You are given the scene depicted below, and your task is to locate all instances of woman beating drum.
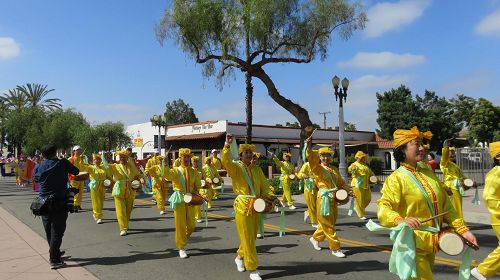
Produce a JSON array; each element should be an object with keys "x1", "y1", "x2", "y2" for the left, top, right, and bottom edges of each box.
[
  {"x1": 271, "y1": 152, "x2": 297, "y2": 210},
  {"x1": 202, "y1": 156, "x2": 223, "y2": 209},
  {"x1": 84, "y1": 154, "x2": 112, "y2": 224},
  {"x1": 221, "y1": 134, "x2": 278, "y2": 280},
  {"x1": 297, "y1": 160, "x2": 319, "y2": 228},
  {"x1": 162, "y1": 148, "x2": 202, "y2": 259},
  {"x1": 471, "y1": 141, "x2": 500, "y2": 280},
  {"x1": 145, "y1": 153, "x2": 169, "y2": 215},
  {"x1": 373, "y1": 127, "x2": 478, "y2": 279},
  {"x1": 305, "y1": 137, "x2": 352, "y2": 258},
  {"x1": 348, "y1": 151, "x2": 376, "y2": 220}
]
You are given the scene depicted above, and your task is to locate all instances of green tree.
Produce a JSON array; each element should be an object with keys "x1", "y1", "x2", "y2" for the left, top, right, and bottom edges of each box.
[
  {"x1": 43, "y1": 109, "x2": 90, "y2": 152},
  {"x1": 4, "y1": 107, "x2": 46, "y2": 154},
  {"x1": 376, "y1": 85, "x2": 421, "y2": 140},
  {"x1": 156, "y1": 0, "x2": 366, "y2": 160},
  {"x1": 344, "y1": 122, "x2": 356, "y2": 131},
  {"x1": 469, "y1": 98, "x2": 500, "y2": 143},
  {"x1": 16, "y1": 83, "x2": 62, "y2": 111},
  {"x1": 449, "y1": 94, "x2": 477, "y2": 128},
  {"x1": 94, "y1": 122, "x2": 131, "y2": 152},
  {"x1": 1, "y1": 89, "x2": 27, "y2": 111},
  {"x1": 415, "y1": 90, "x2": 462, "y2": 150},
  {"x1": 164, "y1": 99, "x2": 199, "y2": 125}
]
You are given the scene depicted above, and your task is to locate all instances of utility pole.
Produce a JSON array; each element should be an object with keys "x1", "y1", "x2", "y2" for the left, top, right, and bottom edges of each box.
[{"x1": 318, "y1": 111, "x2": 331, "y2": 129}]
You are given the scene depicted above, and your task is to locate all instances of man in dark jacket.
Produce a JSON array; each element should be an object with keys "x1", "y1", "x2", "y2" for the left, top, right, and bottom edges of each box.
[{"x1": 34, "y1": 144, "x2": 79, "y2": 269}]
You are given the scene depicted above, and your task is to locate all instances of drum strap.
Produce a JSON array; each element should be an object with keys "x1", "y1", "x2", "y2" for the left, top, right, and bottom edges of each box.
[
  {"x1": 348, "y1": 197, "x2": 356, "y2": 217},
  {"x1": 176, "y1": 167, "x2": 187, "y2": 194},
  {"x1": 235, "y1": 161, "x2": 256, "y2": 198},
  {"x1": 399, "y1": 167, "x2": 440, "y2": 231},
  {"x1": 318, "y1": 188, "x2": 334, "y2": 216},
  {"x1": 453, "y1": 178, "x2": 465, "y2": 196},
  {"x1": 322, "y1": 166, "x2": 338, "y2": 189}
]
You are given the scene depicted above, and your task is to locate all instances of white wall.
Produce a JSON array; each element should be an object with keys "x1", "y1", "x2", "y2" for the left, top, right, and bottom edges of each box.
[{"x1": 126, "y1": 122, "x2": 166, "y2": 159}]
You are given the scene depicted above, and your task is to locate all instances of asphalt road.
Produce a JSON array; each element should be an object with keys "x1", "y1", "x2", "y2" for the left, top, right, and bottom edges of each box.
[{"x1": 0, "y1": 177, "x2": 498, "y2": 280}]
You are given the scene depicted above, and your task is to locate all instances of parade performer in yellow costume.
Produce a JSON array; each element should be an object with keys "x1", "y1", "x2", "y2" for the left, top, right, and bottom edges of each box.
[
  {"x1": 202, "y1": 156, "x2": 223, "y2": 208},
  {"x1": 85, "y1": 154, "x2": 111, "y2": 224},
  {"x1": 440, "y1": 139, "x2": 473, "y2": 219},
  {"x1": 305, "y1": 139, "x2": 351, "y2": 258},
  {"x1": 222, "y1": 135, "x2": 277, "y2": 280},
  {"x1": 472, "y1": 141, "x2": 500, "y2": 280},
  {"x1": 105, "y1": 150, "x2": 142, "y2": 236},
  {"x1": 191, "y1": 156, "x2": 205, "y2": 223},
  {"x1": 163, "y1": 148, "x2": 201, "y2": 259},
  {"x1": 348, "y1": 151, "x2": 375, "y2": 220},
  {"x1": 209, "y1": 149, "x2": 223, "y2": 199},
  {"x1": 145, "y1": 155, "x2": 169, "y2": 215},
  {"x1": 272, "y1": 152, "x2": 297, "y2": 209},
  {"x1": 298, "y1": 161, "x2": 318, "y2": 227},
  {"x1": 375, "y1": 127, "x2": 477, "y2": 280},
  {"x1": 68, "y1": 146, "x2": 88, "y2": 212}
]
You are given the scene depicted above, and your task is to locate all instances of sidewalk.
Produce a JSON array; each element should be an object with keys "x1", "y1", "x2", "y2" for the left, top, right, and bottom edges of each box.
[{"x1": 0, "y1": 206, "x2": 98, "y2": 280}]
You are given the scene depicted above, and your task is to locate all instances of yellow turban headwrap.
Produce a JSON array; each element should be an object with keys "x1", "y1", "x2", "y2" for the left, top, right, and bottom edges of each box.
[
  {"x1": 393, "y1": 126, "x2": 433, "y2": 148},
  {"x1": 179, "y1": 148, "x2": 191, "y2": 157},
  {"x1": 116, "y1": 150, "x2": 128, "y2": 157},
  {"x1": 204, "y1": 157, "x2": 211, "y2": 165},
  {"x1": 253, "y1": 152, "x2": 261, "y2": 158},
  {"x1": 423, "y1": 144, "x2": 430, "y2": 150},
  {"x1": 283, "y1": 152, "x2": 291, "y2": 158},
  {"x1": 318, "y1": 147, "x2": 334, "y2": 155},
  {"x1": 92, "y1": 154, "x2": 101, "y2": 160},
  {"x1": 449, "y1": 146, "x2": 456, "y2": 151},
  {"x1": 191, "y1": 156, "x2": 199, "y2": 162},
  {"x1": 355, "y1": 151, "x2": 367, "y2": 159},
  {"x1": 238, "y1": 144, "x2": 256, "y2": 154},
  {"x1": 490, "y1": 141, "x2": 500, "y2": 159}
]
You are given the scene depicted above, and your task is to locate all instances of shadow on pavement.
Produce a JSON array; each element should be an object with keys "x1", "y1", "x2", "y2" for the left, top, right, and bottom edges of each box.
[{"x1": 260, "y1": 260, "x2": 386, "y2": 278}]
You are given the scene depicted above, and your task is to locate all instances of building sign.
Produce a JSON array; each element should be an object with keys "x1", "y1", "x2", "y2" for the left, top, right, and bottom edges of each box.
[
  {"x1": 191, "y1": 123, "x2": 215, "y2": 133},
  {"x1": 133, "y1": 137, "x2": 144, "y2": 147}
]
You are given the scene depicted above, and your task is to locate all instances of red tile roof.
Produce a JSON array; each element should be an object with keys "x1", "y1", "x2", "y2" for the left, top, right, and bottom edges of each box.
[{"x1": 375, "y1": 134, "x2": 394, "y2": 149}]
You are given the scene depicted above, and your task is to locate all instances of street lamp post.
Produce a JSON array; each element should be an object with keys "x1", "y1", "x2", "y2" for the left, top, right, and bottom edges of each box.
[
  {"x1": 150, "y1": 115, "x2": 168, "y2": 155},
  {"x1": 332, "y1": 75, "x2": 350, "y2": 181}
]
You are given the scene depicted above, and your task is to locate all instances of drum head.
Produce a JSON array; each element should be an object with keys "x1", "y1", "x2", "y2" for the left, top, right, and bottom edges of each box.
[
  {"x1": 439, "y1": 233, "x2": 464, "y2": 256},
  {"x1": 201, "y1": 180, "x2": 206, "y2": 187},
  {"x1": 463, "y1": 179, "x2": 474, "y2": 187},
  {"x1": 289, "y1": 174, "x2": 296, "y2": 180},
  {"x1": 131, "y1": 180, "x2": 141, "y2": 190},
  {"x1": 336, "y1": 189, "x2": 348, "y2": 200},
  {"x1": 253, "y1": 199, "x2": 266, "y2": 212},
  {"x1": 103, "y1": 179, "x2": 111, "y2": 187},
  {"x1": 212, "y1": 177, "x2": 220, "y2": 184},
  {"x1": 369, "y1": 176, "x2": 378, "y2": 183},
  {"x1": 184, "y1": 193, "x2": 193, "y2": 203}
]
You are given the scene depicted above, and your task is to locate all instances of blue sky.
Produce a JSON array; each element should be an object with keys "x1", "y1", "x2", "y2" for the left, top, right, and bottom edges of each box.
[{"x1": 1, "y1": 0, "x2": 499, "y2": 131}]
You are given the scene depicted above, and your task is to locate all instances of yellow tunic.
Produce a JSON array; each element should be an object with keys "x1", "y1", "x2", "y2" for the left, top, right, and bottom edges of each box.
[
  {"x1": 85, "y1": 164, "x2": 111, "y2": 220},
  {"x1": 477, "y1": 166, "x2": 500, "y2": 277},
  {"x1": 348, "y1": 161, "x2": 375, "y2": 218},
  {"x1": 273, "y1": 157, "x2": 296, "y2": 206},
  {"x1": 202, "y1": 164, "x2": 222, "y2": 207},
  {"x1": 298, "y1": 162, "x2": 318, "y2": 224},
  {"x1": 146, "y1": 162, "x2": 169, "y2": 212},
  {"x1": 162, "y1": 164, "x2": 201, "y2": 250},
  {"x1": 68, "y1": 155, "x2": 89, "y2": 207},
  {"x1": 440, "y1": 146, "x2": 468, "y2": 218},
  {"x1": 308, "y1": 150, "x2": 349, "y2": 250},
  {"x1": 378, "y1": 162, "x2": 469, "y2": 279},
  {"x1": 222, "y1": 145, "x2": 274, "y2": 271},
  {"x1": 107, "y1": 163, "x2": 141, "y2": 231}
]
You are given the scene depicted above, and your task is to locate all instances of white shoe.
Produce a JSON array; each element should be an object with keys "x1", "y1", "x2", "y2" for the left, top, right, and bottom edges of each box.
[
  {"x1": 256, "y1": 233, "x2": 262, "y2": 239},
  {"x1": 309, "y1": 237, "x2": 321, "y2": 251},
  {"x1": 249, "y1": 270, "x2": 262, "y2": 280},
  {"x1": 471, "y1": 268, "x2": 487, "y2": 280},
  {"x1": 332, "y1": 250, "x2": 346, "y2": 258},
  {"x1": 196, "y1": 219, "x2": 203, "y2": 223},
  {"x1": 235, "y1": 256, "x2": 245, "y2": 272},
  {"x1": 179, "y1": 250, "x2": 188, "y2": 259},
  {"x1": 120, "y1": 230, "x2": 127, "y2": 236},
  {"x1": 303, "y1": 211, "x2": 309, "y2": 222},
  {"x1": 160, "y1": 211, "x2": 165, "y2": 215},
  {"x1": 289, "y1": 205, "x2": 296, "y2": 210},
  {"x1": 312, "y1": 224, "x2": 318, "y2": 228},
  {"x1": 360, "y1": 216, "x2": 367, "y2": 220},
  {"x1": 96, "y1": 219, "x2": 102, "y2": 224}
]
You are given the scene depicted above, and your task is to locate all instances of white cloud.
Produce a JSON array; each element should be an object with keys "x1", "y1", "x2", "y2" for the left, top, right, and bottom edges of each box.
[
  {"x1": 338, "y1": 52, "x2": 426, "y2": 69},
  {"x1": 0, "y1": 37, "x2": 20, "y2": 60},
  {"x1": 475, "y1": 9, "x2": 500, "y2": 37},
  {"x1": 364, "y1": 0, "x2": 431, "y2": 38}
]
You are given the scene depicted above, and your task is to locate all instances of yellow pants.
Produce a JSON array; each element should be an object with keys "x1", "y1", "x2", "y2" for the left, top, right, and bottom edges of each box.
[
  {"x1": 153, "y1": 181, "x2": 168, "y2": 212},
  {"x1": 304, "y1": 187, "x2": 317, "y2": 224},
  {"x1": 281, "y1": 178, "x2": 294, "y2": 206},
  {"x1": 16, "y1": 175, "x2": 22, "y2": 185},
  {"x1": 449, "y1": 187, "x2": 464, "y2": 219},
  {"x1": 353, "y1": 187, "x2": 371, "y2": 218},
  {"x1": 235, "y1": 210, "x2": 259, "y2": 271},
  {"x1": 200, "y1": 188, "x2": 214, "y2": 207},
  {"x1": 90, "y1": 185, "x2": 106, "y2": 219},
  {"x1": 114, "y1": 190, "x2": 135, "y2": 231},
  {"x1": 72, "y1": 181, "x2": 85, "y2": 207},
  {"x1": 174, "y1": 202, "x2": 196, "y2": 249},
  {"x1": 312, "y1": 194, "x2": 340, "y2": 250},
  {"x1": 477, "y1": 224, "x2": 500, "y2": 277},
  {"x1": 412, "y1": 252, "x2": 435, "y2": 280}
]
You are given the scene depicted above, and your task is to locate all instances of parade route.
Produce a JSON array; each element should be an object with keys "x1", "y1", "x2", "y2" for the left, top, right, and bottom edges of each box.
[{"x1": 0, "y1": 176, "x2": 498, "y2": 280}]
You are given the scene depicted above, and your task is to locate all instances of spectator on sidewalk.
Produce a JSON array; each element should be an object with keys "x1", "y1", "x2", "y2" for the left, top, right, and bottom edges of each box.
[
  {"x1": 427, "y1": 152, "x2": 438, "y2": 172},
  {"x1": 34, "y1": 144, "x2": 79, "y2": 269}
]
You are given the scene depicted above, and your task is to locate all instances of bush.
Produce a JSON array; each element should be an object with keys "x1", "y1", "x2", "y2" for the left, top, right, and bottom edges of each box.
[
  {"x1": 267, "y1": 177, "x2": 302, "y2": 195},
  {"x1": 369, "y1": 156, "x2": 383, "y2": 175}
]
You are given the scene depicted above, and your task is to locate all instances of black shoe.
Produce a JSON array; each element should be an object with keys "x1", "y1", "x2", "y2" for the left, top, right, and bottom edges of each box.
[
  {"x1": 50, "y1": 261, "x2": 65, "y2": 269},
  {"x1": 74, "y1": 207, "x2": 79, "y2": 213},
  {"x1": 59, "y1": 250, "x2": 65, "y2": 257}
]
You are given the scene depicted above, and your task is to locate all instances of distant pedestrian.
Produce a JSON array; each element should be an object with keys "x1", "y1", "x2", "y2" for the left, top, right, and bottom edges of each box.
[
  {"x1": 34, "y1": 144, "x2": 79, "y2": 269},
  {"x1": 427, "y1": 152, "x2": 437, "y2": 172}
]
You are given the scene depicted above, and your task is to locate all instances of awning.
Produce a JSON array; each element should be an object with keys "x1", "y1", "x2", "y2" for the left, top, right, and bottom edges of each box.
[{"x1": 166, "y1": 132, "x2": 225, "y2": 141}]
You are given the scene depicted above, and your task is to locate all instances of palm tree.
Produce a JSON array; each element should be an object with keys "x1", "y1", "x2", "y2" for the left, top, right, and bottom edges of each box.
[
  {"x1": 0, "y1": 99, "x2": 8, "y2": 150},
  {"x1": 0, "y1": 88, "x2": 27, "y2": 111},
  {"x1": 16, "y1": 83, "x2": 62, "y2": 111}
]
